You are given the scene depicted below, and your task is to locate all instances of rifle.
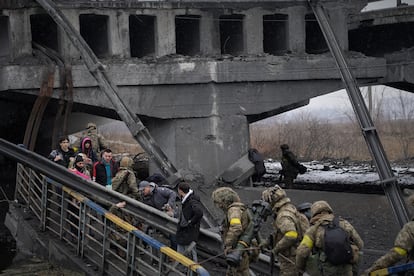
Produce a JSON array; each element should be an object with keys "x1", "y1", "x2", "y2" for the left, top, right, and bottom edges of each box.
[{"x1": 269, "y1": 234, "x2": 274, "y2": 276}]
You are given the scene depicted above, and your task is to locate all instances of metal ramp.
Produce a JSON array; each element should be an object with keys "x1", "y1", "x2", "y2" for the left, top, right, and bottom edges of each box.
[
  {"x1": 0, "y1": 139, "x2": 275, "y2": 275},
  {"x1": 2, "y1": 139, "x2": 211, "y2": 275}
]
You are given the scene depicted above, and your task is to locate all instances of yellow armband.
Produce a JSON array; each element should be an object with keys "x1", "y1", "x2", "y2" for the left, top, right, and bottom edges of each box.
[
  {"x1": 300, "y1": 234, "x2": 314, "y2": 249},
  {"x1": 230, "y1": 218, "x2": 241, "y2": 225},
  {"x1": 285, "y1": 231, "x2": 298, "y2": 239},
  {"x1": 393, "y1": 246, "x2": 407, "y2": 256}
]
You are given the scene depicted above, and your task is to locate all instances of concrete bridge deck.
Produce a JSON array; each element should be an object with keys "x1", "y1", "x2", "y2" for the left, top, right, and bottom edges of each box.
[{"x1": 0, "y1": 0, "x2": 413, "y2": 184}]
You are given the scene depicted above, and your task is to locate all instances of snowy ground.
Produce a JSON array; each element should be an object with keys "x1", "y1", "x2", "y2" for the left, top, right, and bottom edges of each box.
[{"x1": 260, "y1": 160, "x2": 414, "y2": 193}]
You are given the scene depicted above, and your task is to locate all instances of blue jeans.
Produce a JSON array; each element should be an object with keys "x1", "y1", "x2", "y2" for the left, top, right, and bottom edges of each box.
[{"x1": 177, "y1": 243, "x2": 198, "y2": 262}]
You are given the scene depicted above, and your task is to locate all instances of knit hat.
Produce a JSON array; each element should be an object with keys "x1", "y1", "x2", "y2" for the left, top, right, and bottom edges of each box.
[
  {"x1": 138, "y1": 181, "x2": 155, "y2": 192},
  {"x1": 75, "y1": 154, "x2": 84, "y2": 164},
  {"x1": 138, "y1": 180, "x2": 150, "y2": 190}
]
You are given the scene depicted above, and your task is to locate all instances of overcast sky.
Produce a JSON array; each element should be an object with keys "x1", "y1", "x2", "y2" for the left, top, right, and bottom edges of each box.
[{"x1": 364, "y1": 0, "x2": 414, "y2": 11}]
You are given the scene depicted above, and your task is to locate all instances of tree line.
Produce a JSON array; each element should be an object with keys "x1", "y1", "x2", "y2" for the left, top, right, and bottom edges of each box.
[{"x1": 250, "y1": 89, "x2": 414, "y2": 162}]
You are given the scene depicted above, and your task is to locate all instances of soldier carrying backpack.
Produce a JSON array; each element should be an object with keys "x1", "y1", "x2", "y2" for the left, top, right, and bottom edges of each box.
[{"x1": 296, "y1": 200, "x2": 364, "y2": 276}]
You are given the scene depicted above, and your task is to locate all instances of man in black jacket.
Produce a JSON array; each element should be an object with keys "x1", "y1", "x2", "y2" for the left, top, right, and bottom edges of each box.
[
  {"x1": 280, "y1": 144, "x2": 305, "y2": 189},
  {"x1": 92, "y1": 148, "x2": 119, "y2": 189},
  {"x1": 176, "y1": 182, "x2": 204, "y2": 262}
]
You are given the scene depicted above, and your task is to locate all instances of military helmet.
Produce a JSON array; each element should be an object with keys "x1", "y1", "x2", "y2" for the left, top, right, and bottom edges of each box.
[
  {"x1": 409, "y1": 194, "x2": 414, "y2": 206},
  {"x1": 211, "y1": 187, "x2": 240, "y2": 209},
  {"x1": 280, "y1": 144, "x2": 289, "y2": 150},
  {"x1": 120, "y1": 156, "x2": 133, "y2": 168},
  {"x1": 262, "y1": 185, "x2": 286, "y2": 205},
  {"x1": 86, "y1": 122, "x2": 97, "y2": 129},
  {"x1": 310, "y1": 200, "x2": 333, "y2": 217},
  {"x1": 297, "y1": 202, "x2": 312, "y2": 212}
]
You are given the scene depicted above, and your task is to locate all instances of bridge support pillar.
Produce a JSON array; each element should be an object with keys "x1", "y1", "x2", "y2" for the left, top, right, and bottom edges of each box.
[
  {"x1": 288, "y1": 6, "x2": 306, "y2": 54},
  {"x1": 8, "y1": 10, "x2": 31, "y2": 60},
  {"x1": 59, "y1": 9, "x2": 81, "y2": 61},
  {"x1": 147, "y1": 115, "x2": 250, "y2": 185},
  {"x1": 325, "y1": 6, "x2": 349, "y2": 51},
  {"x1": 245, "y1": 9, "x2": 264, "y2": 55},
  {"x1": 156, "y1": 10, "x2": 176, "y2": 57},
  {"x1": 200, "y1": 13, "x2": 220, "y2": 55}
]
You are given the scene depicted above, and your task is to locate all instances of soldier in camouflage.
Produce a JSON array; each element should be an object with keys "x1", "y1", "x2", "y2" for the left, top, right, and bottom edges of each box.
[
  {"x1": 363, "y1": 194, "x2": 414, "y2": 275},
  {"x1": 296, "y1": 200, "x2": 364, "y2": 276},
  {"x1": 83, "y1": 122, "x2": 108, "y2": 157},
  {"x1": 109, "y1": 201, "x2": 135, "y2": 258},
  {"x1": 262, "y1": 185, "x2": 309, "y2": 276},
  {"x1": 212, "y1": 187, "x2": 253, "y2": 276},
  {"x1": 112, "y1": 156, "x2": 140, "y2": 200}
]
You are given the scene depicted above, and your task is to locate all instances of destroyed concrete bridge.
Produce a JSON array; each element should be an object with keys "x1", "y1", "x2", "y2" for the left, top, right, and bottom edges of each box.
[{"x1": 0, "y1": 0, "x2": 414, "y2": 184}]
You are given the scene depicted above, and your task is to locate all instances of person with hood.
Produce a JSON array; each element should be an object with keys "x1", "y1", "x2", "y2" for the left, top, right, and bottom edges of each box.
[
  {"x1": 363, "y1": 194, "x2": 414, "y2": 275},
  {"x1": 296, "y1": 200, "x2": 364, "y2": 276},
  {"x1": 176, "y1": 182, "x2": 204, "y2": 262},
  {"x1": 83, "y1": 122, "x2": 107, "y2": 157},
  {"x1": 261, "y1": 185, "x2": 309, "y2": 276},
  {"x1": 112, "y1": 156, "x2": 139, "y2": 200},
  {"x1": 79, "y1": 137, "x2": 98, "y2": 173},
  {"x1": 211, "y1": 187, "x2": 253, "y2": 276}
]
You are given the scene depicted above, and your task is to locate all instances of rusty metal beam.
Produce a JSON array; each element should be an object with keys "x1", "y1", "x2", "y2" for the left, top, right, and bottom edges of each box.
[{"x1": 34, "y1": 0, "x2": 178, "y2": 181}]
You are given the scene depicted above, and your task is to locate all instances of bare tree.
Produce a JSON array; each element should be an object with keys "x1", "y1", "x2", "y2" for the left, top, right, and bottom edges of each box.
[{"x1": 383, "y1": 90, "x2": 414, "y2": 159}]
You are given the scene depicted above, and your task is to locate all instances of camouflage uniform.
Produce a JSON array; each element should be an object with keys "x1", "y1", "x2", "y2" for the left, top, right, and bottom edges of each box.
[
  {"x1": 109, "y1": 204, "x2": 135, "y2": 258},
  {"x1": 364, "y1": 194, "x2": 414, "y2": 275},
  {"x1": 296, "y1": 201, "x2": 364, "y2": 276},
  {"x1": 262, "y1": 185, "x2": 309, "y2": 276},
  {"x1": 112, "y1": 157, "x2": 139, "y2": 200},
  {"x1": 212, "y1": 187, "x2": 252, "y2": 276},
  {"x1": 83, "y1": 123, "x2": 107, "y2": 156}
]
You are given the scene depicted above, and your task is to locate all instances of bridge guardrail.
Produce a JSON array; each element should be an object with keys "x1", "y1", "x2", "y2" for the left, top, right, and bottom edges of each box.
[{"x1": 15, "y1": 163, "x2": 209, "y2": 276}]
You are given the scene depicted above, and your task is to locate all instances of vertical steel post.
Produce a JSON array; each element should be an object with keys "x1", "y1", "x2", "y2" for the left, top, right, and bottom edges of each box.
[
  {"x1": 307, "y1": 0, "x2": 409, "y2": 226},
  {"x1": 41, "y1": 177, "x2": 48, "y2": 231}
]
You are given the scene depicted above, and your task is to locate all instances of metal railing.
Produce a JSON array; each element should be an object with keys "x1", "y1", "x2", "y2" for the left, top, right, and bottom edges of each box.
[{"x1": 15, "y1": 163, "x2": 209, "y2": 276}]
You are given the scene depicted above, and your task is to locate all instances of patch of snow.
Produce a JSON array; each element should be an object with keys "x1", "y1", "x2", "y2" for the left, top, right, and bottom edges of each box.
[{"x1": 263, "y1": 160, "x2": 414, "y2": 186}]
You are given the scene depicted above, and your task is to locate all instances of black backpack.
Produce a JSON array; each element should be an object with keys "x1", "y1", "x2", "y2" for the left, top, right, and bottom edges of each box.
[{"x1": 323, "y1": 217, "x2": 353, "y2": 265}]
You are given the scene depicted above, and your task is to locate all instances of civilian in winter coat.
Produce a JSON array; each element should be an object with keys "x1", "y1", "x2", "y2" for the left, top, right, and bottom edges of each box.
[
  {"x1": 48, "y1": 136, "x2": 75, "y2": 168},
  {"x1": 139, "y1": 180, "x2": 178, "y2": 249},
  {"x1": 79, "y1": 137, "x2": 98, "y2": 173},
  {"x1": 176, "y1": 182, "x2": 204, "y2": 262},
  {"x1": 93, "y1": 148, "x2": 119, "y2": 189},
  {"x1": 280, "y1": 144, "x2": 301, "y2": 189},
  {"x1": 138, "y1": 180, "x2": 177, "y2": 213}
]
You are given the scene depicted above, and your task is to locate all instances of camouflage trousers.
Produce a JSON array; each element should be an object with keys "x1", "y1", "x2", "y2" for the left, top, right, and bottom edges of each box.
[
  {"x1": 319, "y1": 263, "x2": 353, "y2": 276},
  {"x1": 279, "y1": 254, "x2": 300, "y2": 276}
]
